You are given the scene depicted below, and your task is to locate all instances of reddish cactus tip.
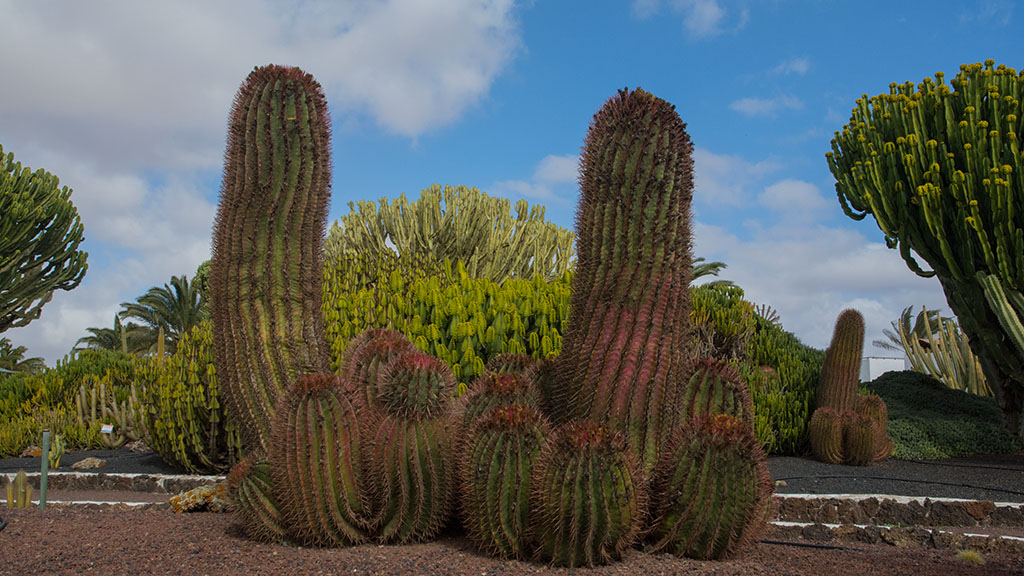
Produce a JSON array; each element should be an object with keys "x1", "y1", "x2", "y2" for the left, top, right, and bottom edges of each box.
[
  {"x1": 292, "y1": 372, "x2": 340, "y2": 395},
  {"x1": 479, "y1": 403, "x2": 543, "y2": 432}
]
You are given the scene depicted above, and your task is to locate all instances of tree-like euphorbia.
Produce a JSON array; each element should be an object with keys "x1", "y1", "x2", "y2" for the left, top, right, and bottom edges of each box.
[{"x1": 828, "y1": 61, "x2": 1024, "y2": 438}]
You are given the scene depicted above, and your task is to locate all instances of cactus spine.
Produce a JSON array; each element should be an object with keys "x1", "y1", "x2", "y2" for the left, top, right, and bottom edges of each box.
[
  {"x1": 227, "y1": 457, "x2": 289, "y2": 543},
  {"x1": 458, "y1": 403, "x2": 550, "y2": 559},
  {"x1": 809, "y1": 309, "x2": 892, "y2": 465},
  {"x1": 211, "y1": 65, "x2": 333, "y2": 456},
  {"x1": 270, "y1": 373, "x2": 371, "y2": 546},
  {"x1": 648, "y1": 415, "x2": 773, "y2": 560},
  {"x1": 530, "y1": 420, "x2": 646, "y2": 568},
  {"x1": 552, "y1": 88, "x2": 694, "y2": 474}
]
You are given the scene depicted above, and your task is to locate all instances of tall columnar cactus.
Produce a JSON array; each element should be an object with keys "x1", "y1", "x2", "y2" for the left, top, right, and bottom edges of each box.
[
  {"x1": 808, "y1": 309, "x2": 892, "y2": 465},
  {"x1": 827, "y1": 61, "x2": 1024, "y2": 438},
  {"x1": 210, "y1": 65, "x2": 333, "y2": 456},
  {"x1": 269, "y1": 373, "x2": 372, "y2": 546},
  {"x1": 647, "y1": 415, "x2": 774, "y2": 560},
  {"x1": 679, "y1": 357, "x2": 754, "y2": 425},
  {"x1": 226, "y1": 457, "x2": 289, "y2": 543},
  {"x1": 530, "y1": 420, "x2": 646, "y2": 568},
  {"x1": 458, "y1": 403, "x2": 550, "y2": 559},
  {"x1": 552, "y1": 88, "x2": 694, "y2": 474},
  {"x1": 816, "y1": 309, "x2": 863, "y2": 412}
]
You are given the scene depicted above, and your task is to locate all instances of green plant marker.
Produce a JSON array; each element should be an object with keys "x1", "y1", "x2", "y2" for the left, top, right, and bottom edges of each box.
[{"x1": 40, "y1": 429, "x2": 49, "y2": 509}]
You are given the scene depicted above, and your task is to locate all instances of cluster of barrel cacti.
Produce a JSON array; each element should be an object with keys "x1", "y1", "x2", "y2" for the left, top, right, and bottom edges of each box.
[
  {"x1": 808, "y1": 309, "x2": 893, "y2": 465},
  {"x1": 213, "y1": 67, "x2": 772, "y2": 566}
]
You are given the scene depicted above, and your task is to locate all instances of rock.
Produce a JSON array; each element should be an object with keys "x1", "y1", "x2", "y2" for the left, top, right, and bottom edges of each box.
[
  {"x1": 802, "y1": 523, "x2": 834, "y2": 542},
  {"x1": 72, "y1": 457, "x2": 107, "y2": 470},
  {"x1": 169, "y1": 483, "x2": 229, "y2": 513},
  {"x1": 20, "y1": 445, "x2": 42, "y2": 458},
  {"x1": 124, "y1": 439, "x2": 149, "y2": 453},
  {"x1": 961, "y1": 500, "x2": 995, "y2": 521}
]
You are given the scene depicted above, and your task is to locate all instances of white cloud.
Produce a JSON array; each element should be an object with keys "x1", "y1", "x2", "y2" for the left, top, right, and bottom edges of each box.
[
  {"x1": 632, "y1": 0, "x2": 749, "y2": 39},
  {"x1": 0, "y1": 0, "x2": 523, "y2": 364},
  {"x1": 0, "y1": 0, "x2": 521, "y2": 173},
  {"x1": 758, "y1": 179, "x2": 830, "y2": 223},
  {"x1": 491, "y1": 154, "x2": 579, "y2": 207},
  {"x1": 631, "y1": 0, "x2": 661, "y2": 19},
  {"x1": 729, "y1": 95, "x2": 803, "y2": 117},
  {"x1": 770, "y1": 57, "x2": 811, "y2": 76},
  {"x1": 693, "y1": 220, "x2": 950, "y2": 354},
  {"x1": 693, "y1": 147, "x2": 781, "y2": 206}
]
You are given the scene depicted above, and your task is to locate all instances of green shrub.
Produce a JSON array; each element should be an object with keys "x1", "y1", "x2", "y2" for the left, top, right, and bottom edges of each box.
[
  {"x1": 323, "y1": 257, "x2": 571, "y2": 387},
  {"x1": 743, "y1": 316, "x2": 825, "y2": 455},
  {"x1": 134, "y1": 321, "x2": 243, "y2": 473},
  {"x1": 863, "y1": 371, "x2": 1023, "y2": 459}
]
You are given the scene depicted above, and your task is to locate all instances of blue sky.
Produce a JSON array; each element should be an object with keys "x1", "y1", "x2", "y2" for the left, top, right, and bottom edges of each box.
[{"x1": 2, "y1": 0, "x2": 1020, "y2": 365}]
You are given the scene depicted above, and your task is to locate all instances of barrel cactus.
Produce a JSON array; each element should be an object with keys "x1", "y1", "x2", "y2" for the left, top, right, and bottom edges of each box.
[
  {"x1": 269, "y1": 373, "x2": 372, "y2": 546},
  {"x1": 340, "y1": 328, "x2": 418, "y2": 409},
  {"x1": 226, "y1": 457, "x2": 289, "y2": 544},
  {"x1": 366, "y1": 413, "x2": 454, "y2": 543},
  {"x1": 210, "y1": 64, "x2": 333, "y2": 456},
  {"x1": 456, "y1": 370, "x2": 538, "y2": 432},
  {"x1": 679, "y1": 357, "x2": 754, "y2": 425},
  {"x1": 648, "y1": 414, "x2": 773, "y2": 560},
  {"x1": 376, "y1": 351, "x2": 455, "y2": 419},
  {"x1": 808, "y1": 309, "x2": 892, "y2": 465},
  {"x1": 458, "y1": 403, "x2": 550, "y2": 559},
  {"x1": 530, "y1": 420, "x2": 646, "y2": 568},
  {"x1": 552, "y1": 87, "x2": 694, "y2": 475}
]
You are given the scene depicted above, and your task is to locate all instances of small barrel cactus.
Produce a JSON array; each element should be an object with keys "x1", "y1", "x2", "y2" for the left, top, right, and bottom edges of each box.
[
  {"x1": 456, "y1": 370, "x2": 538, "y2": 432},
  {"x1": 366, "y1": 413, "x2": 454, "y2": 543},
  {"x1": 679, "y1": 357, "x2": 754, "y2": 424},
  {"x1": 809, "y1": 309, "x2": 892, "y2": 466},
  {"x1": 530, "y1": 420, "x2": 646, "y2": 568},
  {"x1": 226, "y1": 457, "x2": 289, "y2": 543},
  {"x1": 808, "y1": 407, "x2": 844, "y2": 464},
  {"x1": 376, "y1": 351, "x2": 455, "y2": 419},
  {"x1": 648, "y1": 414, "x2": 773, "y2": 560},
  {"x1": 340, "y1": 328, "x2": 418, "y2": 409},
  {"x1": 485, "y1": 353, "x2": 541, "y2": 377},
  {"x1": 458, "y1": 403, "x2": 550, "y2": 559},
  {"x1": 269, "y1": 373, "x2": 372, "y2": 546}
]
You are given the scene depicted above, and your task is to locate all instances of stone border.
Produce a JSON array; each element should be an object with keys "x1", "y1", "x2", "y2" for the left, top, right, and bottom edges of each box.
[
  {"x1": 774, "y1": 494, "x2": 1024, "y2": 527},
  {"x1": 2, "y1": 471, "x2": 224, "y2": 495},
  {"x1": 770, "y1": 521, "x2": 1024, "y2": 555}
]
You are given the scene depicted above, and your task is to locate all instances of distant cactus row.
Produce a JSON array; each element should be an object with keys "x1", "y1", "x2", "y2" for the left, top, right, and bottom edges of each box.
[{"x1": 214, "y1": 68, "x2": 772, "y2": 567}]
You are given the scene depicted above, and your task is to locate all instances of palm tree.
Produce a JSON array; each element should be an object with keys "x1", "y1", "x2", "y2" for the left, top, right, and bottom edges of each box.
[
  {"x1": 118, "y1": 274, "x2": 205, "y2": 355},
  {"x1": 75, "y1": 314, "x2": 154, "y2": 355},
  {"x1": 691, "y1": 257, "x2": 734, "y2": 287},
  {"x1": 0, "y1": 338, "x2": 45, "y2": 374}
]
